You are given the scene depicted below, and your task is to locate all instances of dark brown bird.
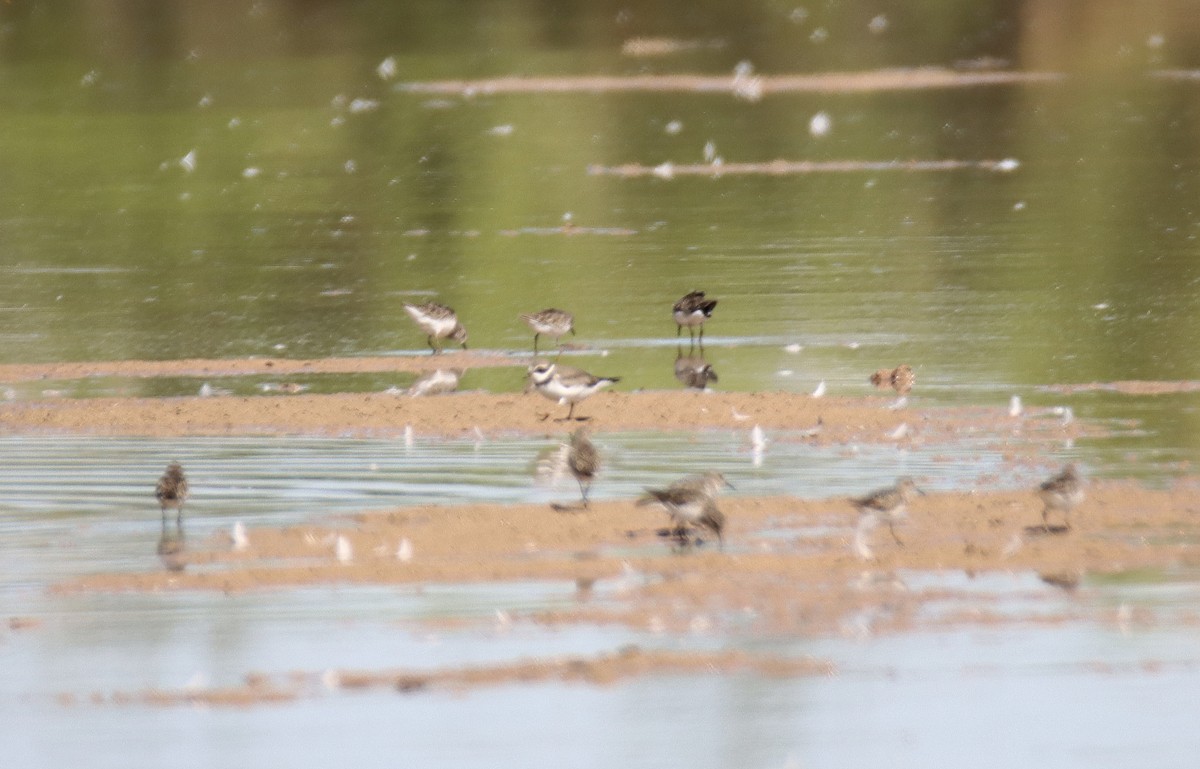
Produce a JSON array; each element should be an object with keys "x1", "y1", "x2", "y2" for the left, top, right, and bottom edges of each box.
[
  {"x1": 155, "y1": 462, "x2": 188, "y2": 522},
  {"x1": 673, "y1": 290, "x2": 718, "y2": 343},
  {"x1": 566, "y1": 428, "x2": 599, "y2": 508},
  {"x1": 870, "y1": 364, "x2": 915, "y2": 396}
]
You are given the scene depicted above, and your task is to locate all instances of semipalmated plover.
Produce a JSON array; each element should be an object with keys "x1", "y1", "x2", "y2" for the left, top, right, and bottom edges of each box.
[
  {"x1": 403, "y1": 301, "x2": 468, "y2": 354},
  {"x1": 1037, "y1": 464, "x2": 1084, "y2": 530},
  {"x1": 528, "y1": 361, "x2": 619, "y2": 421},
  {"x1": 520, "y1": 308, "x2": 575, "y2": 355},
  {"x1": 673, "y1": 290, "x2": 718, "y2": 342}
]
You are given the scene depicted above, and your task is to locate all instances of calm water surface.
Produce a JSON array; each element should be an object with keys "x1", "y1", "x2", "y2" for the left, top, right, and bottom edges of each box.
[{"x1": 3, "y1": 2, "x2": 1200, "y2": 767}]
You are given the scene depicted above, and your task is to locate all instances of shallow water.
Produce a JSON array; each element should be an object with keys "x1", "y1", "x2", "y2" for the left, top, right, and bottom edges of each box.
[{"x1": 3, "y1": 2, "x2": 1200, "y2": 766}]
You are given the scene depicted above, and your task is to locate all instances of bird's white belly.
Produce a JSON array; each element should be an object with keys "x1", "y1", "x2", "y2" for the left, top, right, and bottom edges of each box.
[{"x1": 674, "y1": 310, "x2": 705, "y2": 327}]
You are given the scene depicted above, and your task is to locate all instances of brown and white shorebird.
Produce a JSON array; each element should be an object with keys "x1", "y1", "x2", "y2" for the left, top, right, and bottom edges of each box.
[
  {"x1": 851, "y1": 476, "x2": 922, "y2": 557},
  {"x1": 567, "y1": 428, "x2": 599, "y2": 508},
  {"x1": 1037, "y1": 463, "x2": 1084, "y2": 530},
  {"x1": 673, "y1": 290, "x2": 718, "y2": 343},
  {"x1": 870, "y1": 364, "x2": 915, "y2": 396},
  {"x1": 403, "y1": 301, "x2": 468, "y2": 354},
  {"x1": 520, "y1": 308, "x2": 575, "y2": 355},
  {"x1": 155, "y1": 462, "x2": 189, "y2": 522},
  {"x1": 637, "y1": 471, "x2": 732, "y2": 547},
  {"x1": 528, "y1": 361, "x2": 620, "y2": 421}
]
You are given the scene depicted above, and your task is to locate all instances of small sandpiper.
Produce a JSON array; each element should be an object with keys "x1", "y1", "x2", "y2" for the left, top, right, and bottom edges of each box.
[
  {"x1": 520, "y1": 308, "x2": 575, "y2": 355},
  {"x1": 155, "y1": 462, "x2": 189, "y2": 522},
  {"x1": 851, "y1": 476, "x2": 922, "y2": 555},
  {"x1": 637, "y1": 471, "x2": 732, "y2": 547},
  {"x1": 567, "y1": 427, "x2": 599, "y2": 508},
  {"x1": 528, "y1": 361, "x2": 620, "y2": 421},
  {"x1": 1037, "y1": 463, "x2": 1084, "y2": 530},
  {"x1": 403, "y1": 301, "x2": 468, "y2": 354},
  {"x1": 673, "y1": 290, "x2": 718, "y2": 343}
]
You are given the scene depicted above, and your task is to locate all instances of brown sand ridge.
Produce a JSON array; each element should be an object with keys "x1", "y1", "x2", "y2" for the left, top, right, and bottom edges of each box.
[
  {"x1": 59, "y1": 482, "x2": 1200, "y2": 638},
  {"x1": 0, "y1": 387, "x2": 1086, "y2": 441}
]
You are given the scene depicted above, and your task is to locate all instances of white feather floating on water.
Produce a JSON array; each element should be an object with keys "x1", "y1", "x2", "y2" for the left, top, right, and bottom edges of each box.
[
  {"x1": 404, "y1": 424, "x2": 414, "y2": 449},
  {"x1": 811, "y1": 380, "x2": 826, "y2": 398},
  {"x1": 335, "y1": 535, "x2": 353, "y2": 564},
  {"x1": 1009, "y1": 395, "x2": 1023, "y2": 418},
  {"x1": 179, "y1": 149, "x2": 196, "y2": 173},
  {"x1": 396, "y1": 538, "x2": 414, "y2": 563},
  {"x1": 232, "y1": 521, "x2": 250, "y2": 552},
  {"x1": 751, "y1": 425, "x2": 767, "y2": 450},
  {"x1": 887, "y1": 422, "x2": 910, "y2": 440}
]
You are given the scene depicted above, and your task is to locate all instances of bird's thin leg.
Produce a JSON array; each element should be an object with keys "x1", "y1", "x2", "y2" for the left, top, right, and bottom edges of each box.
[
  {"x1": 889, "y1": 522, "x2": 904, "y2": 547},
  {"x1": 676, "y1": 324, "x2": 682, "y2": 338},
  {"x1": 427, "y1": 336, "x2": 438, "y2": 354},
  {"x1": 578, "y1": 480, "x2": 589, "y2": 508},
  {"x1": 1042, "y1": 505, "x2": 1050, "y2": 530},
  {"x1": 533, "y1": 334, "x2": 539, "y2": 355}
]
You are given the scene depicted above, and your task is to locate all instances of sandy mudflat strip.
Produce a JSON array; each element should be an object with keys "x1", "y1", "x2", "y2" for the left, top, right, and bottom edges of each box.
[
  {"x1": 58, "y1": 483, "x2": 1200, "y2": 626},
  {"x1": 0, "y1": 388, "x2": 1083, "y2": 440}
]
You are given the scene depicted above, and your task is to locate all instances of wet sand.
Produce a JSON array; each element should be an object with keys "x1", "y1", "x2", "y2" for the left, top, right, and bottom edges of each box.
[{"x1": 11, "y1": 357, "x2": 1196, "y2": 703}]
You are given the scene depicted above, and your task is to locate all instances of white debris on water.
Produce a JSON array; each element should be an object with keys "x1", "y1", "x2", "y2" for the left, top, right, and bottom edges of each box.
[
  {"x1": 809, "y1": 111, "x2": 832, "y2": 137},
  {"x1": 376, "y1": 56, "x2": 398, "y2": 80},
  {"x1": 811, "y1": 380, "x2": 826, "y2": 398}
]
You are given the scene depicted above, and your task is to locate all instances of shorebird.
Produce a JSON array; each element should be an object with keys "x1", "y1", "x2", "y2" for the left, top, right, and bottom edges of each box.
[
  {"x1": 851, "y1": 476, "x2": 922, "y2": 554},
  {"x1": 870, "y1": 364, "x2": 915, "y2": 396},
  {"x1": 674, "y1": 347, "x2": 718, "y2": 389},
  {"x1": 1037, "y1": 463, "x2": 1084, "y2": 530},
  {"x1": 528, "y1": 361, "x2": 620, "y2": 421},
  {"x1": 637, "y1": 471, "x2": 732, "y2": 546},
  {"x1": 403, "y1": 301, "x2": 468, "y2": 354},
  {"x1": 673, "y1": 290, "x2": 718, "y2": 343},
  {"x1": 567, "y1": 428, "x2": 599, "y2": 508},
  {"x1": 155, "y1": 462, "x2": 188, "y2": 523},
  {"x1": 520, "y1": 308, "x2": 575, "y2": 355}
]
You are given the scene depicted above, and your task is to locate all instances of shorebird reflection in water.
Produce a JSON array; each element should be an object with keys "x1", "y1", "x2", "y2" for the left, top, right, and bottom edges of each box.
[
  {"x1": 674, "y1": 346, "x2": 718, "y2": 390},
  {"x1": 403, "y1": 301, "x2": 468, "y2": 354},
  {"x1": 1037, "y1": 463, "x2": 1084, "y2": 531},
  {"x1": 528, "y1": 360, "x2": 620, "y2": 421},
  {"x1": 566, "y1": 428, "x2": 599, "y2": 508},
  {"x1": 673, "y1": 290, "x2": 718, "y2": 345},
  {"x1": 157, "y1": 513, "x2": 187, "y2": 572},
  {"x1": 637, "y1": 471, "x2": 732, "y2": 548},
  {"x1": 156, "y1": 462, "x2": 188, "y2": 523},
  {"x1": 520, "y1": 308, "x2": 575, "y2": 355},
  {"x1": 851, "y1": 476, "x2": 922, "y2": 559}
]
